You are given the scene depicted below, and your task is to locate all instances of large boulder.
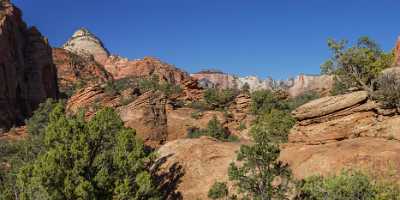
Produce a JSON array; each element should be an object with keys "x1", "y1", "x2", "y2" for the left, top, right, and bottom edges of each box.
[
  {"x1": 0, "y1": 1, "x2": 58, "y2": 132},
  {"x1": 156, "y1": 137, "x2": 241, "y2": 199},
  {"x1": 282, "y1": 91, "x2": 400, "y2": 182},
  {"x1": 292, "y1": 91, "x2": 369, "y2": 120}
]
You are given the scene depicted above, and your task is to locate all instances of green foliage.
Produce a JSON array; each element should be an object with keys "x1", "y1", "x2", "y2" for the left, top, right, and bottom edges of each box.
[
  {"x1": 139, "y1": 74, "x2": 182, "y2": 97},
  {"x1": 321, "y1": 37, "x2": 394, "y2": 93},
  {"x1": 241, "y1": 83, "x2": 251, "y2": 94},
  {"x1": 237, "y1": 122, "x2": 247, "y2": 131},
  {"x1": 287, "y1": 91, "x2": 320, "y2": 111},
  {"x1": 204, "y1": 88, "x2": 238, "y2": 109},
  {"x1": 228, "y1": 139, "x2": 291, "y2": 200},
  {"x1": 252, "y1": 109, "x2": 295, "y2": 143},
  {"x1": 373, "y1": 72, "x2": 400, "y2": 109},
  {"x1": 16, "y1": 107, "x2": 159, "y2": 200},
  {"x1": 250, "y1": 90, "x2": 289, "y2": 115},
  {"x1": 208, "y1": 182, "x2": 229, "y2": 199},
  {"x1": 104, "y1": 77, "x2": 136, "y2": 96},
  {"x1": 26, "y1": 99, "x2": 61, "y2": 136},
  {"x1": 187, "y1": 100, "x2": 212, "y2": 111},
  {"x1": 191, "y1": 110, "x2": 203, "y2": 119},
  {"x1": 0, "y1": 100, "x2": 65, "y2": 200},
  {"x1": 296, "y1": 170, "x2": 400, "y2": 200},
  {"x1": 186, "y1": 116, "x2": 238, "y2": 142}
]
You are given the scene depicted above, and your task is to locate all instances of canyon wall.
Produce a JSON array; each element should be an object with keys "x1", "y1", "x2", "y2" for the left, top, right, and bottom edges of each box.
[{"x1": 0, "y1": 1, "x2": 58, "y2": 132}]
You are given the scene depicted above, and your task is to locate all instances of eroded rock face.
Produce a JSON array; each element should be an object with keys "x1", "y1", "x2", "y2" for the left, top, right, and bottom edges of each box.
[
  {"x1": 157, "y1": 137, "x2": 241, "y2": 200},
  {"x1": 62, "y1": 28, "x2": 110, "y2": 64},
  {"x1": 287, "y1": 74, "x2": 333, "y2": 97},
  {"x1": 281, "y1": 91, "x2": 400, "y2": 181},
  {"x1": 0, "y1": 1, "x2": 58, "y2": 132},
  {"x1": 66, "y1": 85, "x2": 168, "y2": 146},
  {"x1": 118, "y1": 91, "x2": 168, "y2": 146},
  {"x1": 52, "y1": 48, "x2": 112, "y2": 94},
  {"x1": 103, "y1": 56, "x2": 191, "y2": 84}
]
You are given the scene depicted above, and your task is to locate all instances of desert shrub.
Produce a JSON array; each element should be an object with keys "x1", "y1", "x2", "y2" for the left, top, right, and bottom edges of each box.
[
  {"x1": 237, "y1": 122, "x2": 246, "y2": 131},
  {"x1": 228, "y1": 121, "x2": 291, "y2": 200},
  {"x1": 241, "y1": 83, "x2": 251, "y2": 94},
  {"x1": 252, "y1": 109, "x2": 295, "y2": 143},
  {"x1": 25, "y1": 99, "x2": 62, "y2": 136},
  {"x1": 104, "y1": 77, "x2": 136, "y2": 96},
  {"x1": 321, "y1": 37, "x2": 394, "y2": 94},
  {"x1": 373, "y1": 72, "x2": 400, "y2": 109},
  {"x1": 191, "y1": 111, "x2": 203, "y2": 119},
  {"x1": 186, "y1": 116, "x2": 238, "y2": 142},
  {"x1": 287, "y1": 91, "x2": 320, "y2": 110},
  {"x1": 208, "y1": 182, "x2": 229, "y2": 200},
  {"x1": 139, "y1": 74, "x2": 182, "y2": 97},
  {"x1": 204, "y1": 88, "x2": 238, "y2": 109},
  {"x1": 250, "y1": 90, "x2": 289, "y2": 114},
  {"x1": 295, "y1": 170, "x2": 400, "y2": 200},
  {"x1": 17, "y1": 108, "x2": 160, "y2": 200},
  {"x1": 187, "y1": 100, "x2": 212, "y2": 111}
]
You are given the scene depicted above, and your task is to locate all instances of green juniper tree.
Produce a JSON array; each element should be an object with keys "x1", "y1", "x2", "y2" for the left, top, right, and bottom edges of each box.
[{"x1": 17, "y1": 107, "x2": 159, "y2": 200}]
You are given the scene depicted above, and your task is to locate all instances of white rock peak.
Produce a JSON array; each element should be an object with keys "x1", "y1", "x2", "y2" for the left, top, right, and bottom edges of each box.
[{"x1": 62, "y1": 27, "x2": 110, "y2": 63}]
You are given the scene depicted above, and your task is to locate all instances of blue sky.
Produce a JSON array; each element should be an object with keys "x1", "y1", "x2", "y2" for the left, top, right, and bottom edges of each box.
[{"x1": 13, "y1": 0, "x2": 400, "y2": 79}]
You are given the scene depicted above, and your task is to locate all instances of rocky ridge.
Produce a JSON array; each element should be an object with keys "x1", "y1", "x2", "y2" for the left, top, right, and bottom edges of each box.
[{"x1": 0, "y1": 1, "x2": 58, "y2": 133}]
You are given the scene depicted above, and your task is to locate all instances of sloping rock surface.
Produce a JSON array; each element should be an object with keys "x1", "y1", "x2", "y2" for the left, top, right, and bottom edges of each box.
[{"x1": 157, "y1": 137, "x2": 241, "y2": 199}]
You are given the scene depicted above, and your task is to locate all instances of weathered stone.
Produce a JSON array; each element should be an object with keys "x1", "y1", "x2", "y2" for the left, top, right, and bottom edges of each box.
[
  {"x1": 157, "y1": 137, "x2": 241, "y2": 200},
  {"x1": 292, "y1": 91, "x2": 369, "y2": 120},
  {"x1": 0, "y1": 1, "x2": 58, "y2": 132}
]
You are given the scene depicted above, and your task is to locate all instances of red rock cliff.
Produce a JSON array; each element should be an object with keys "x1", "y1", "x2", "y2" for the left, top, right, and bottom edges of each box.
[{"x1": 0, "y1": 1, "x2": 58, "y2": 132}]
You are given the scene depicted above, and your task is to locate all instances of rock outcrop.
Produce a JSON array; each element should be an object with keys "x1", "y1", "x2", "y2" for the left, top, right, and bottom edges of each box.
[
  {"x1": 281, "y1": 91, "x2": 400, "y2": 181},
  {"x1": 66, "y1": 85, "x2": 168, "y2": 146},
  {"x1": 118, "y1": 90, "x2": 168, "y2": 146},
  {"x1": 395, "y1": 36, "x2": 400, "y2": 66},
  {"x1": 157, "y1": 137, "x2": 241, "y2": 199},
  {"x1": 52, "y1": 48, "x2": 112, "y2": 95},
  {"x1": 103, "y1": 56, "x2": 191, "y2": 84},
  {"x1": 0, "y1": 1, "x2": 58, "y2": 133},
  {"x1": 62, "y1": 28, "x2": 192, "y2": 85},
  {"x1": 62, "y1": 28, "x2": 110, "y2": 64},
  {"x1": 191, "y1": 71, "x2": 333, "y2": 97}
]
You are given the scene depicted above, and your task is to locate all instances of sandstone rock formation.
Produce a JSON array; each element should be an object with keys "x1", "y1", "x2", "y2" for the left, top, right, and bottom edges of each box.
[
  {"x1": 191, "y1": 71, "x2": 333, "y2": 97},
  {"x1": 118, "y1": 90, "x2": 168, "y2": 146},
  {"x1": 61, "y1": 28, "x2": 192, "y2": 85},
  {"x1": 395, "y1": 36, "x2": 400, "y2": 66},
  {"x1": 0, "y1": 1, "x2": 58, "y2": 133},
  {"x1": 52, "y1": 48, "x2": 112, "y2": 95},
  {"x1": 157, "y1": 137, "x2": 241, "y2": 199},
  {"x1": 66, "y1": 85, "x2": 169, "y2": 146},
  {"x1": 62, "y1": 28, "x2": 110, "y2": 64},
  {"x1": 281, "y1": 91, "x2": 400, "y2": 181}
]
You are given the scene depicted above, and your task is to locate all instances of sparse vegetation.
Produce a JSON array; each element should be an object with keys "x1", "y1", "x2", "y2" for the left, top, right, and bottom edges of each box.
[
  {"x1": 321, "y1": 36, "x2": 394, "y2": 94},
  {"x1": 191, "y1": 110, "x2": 203, "y2": 119},
  {"x1": 296, "y1": 170, "x2": 400, "y2": 200},
  {"x1": 208, "y1": 182, "x2": 229, "y2": 200},
  {"x1": 250, "y1": 90, "x2": 289, "y2": 114},
  {"x1": 373, "y1": 72, "x2": 400, "y2": 109},
  {"x1": 187, "y1": 116, "x2": 238, "y2": 142},
  {"x1": 204, "y1": 88, "x2": 238, "y2": 109},
  {"x1": 287, "y1": 91, "x2": 320, "y2": 110}
]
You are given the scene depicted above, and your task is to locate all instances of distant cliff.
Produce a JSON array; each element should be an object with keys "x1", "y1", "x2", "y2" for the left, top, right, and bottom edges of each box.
[{"x1": 191, "y1": 71, "x2": 333, "y2": 97}]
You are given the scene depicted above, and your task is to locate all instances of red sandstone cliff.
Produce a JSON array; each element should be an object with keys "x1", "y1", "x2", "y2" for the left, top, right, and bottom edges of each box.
[{"x1": 0, "y1": 1, "x2": 58, "y2": 133}]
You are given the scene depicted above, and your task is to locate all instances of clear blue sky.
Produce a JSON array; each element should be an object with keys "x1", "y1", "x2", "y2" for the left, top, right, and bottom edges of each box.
[{"x1": 13, "y1": 0, "x2": 400, "y2": 79}]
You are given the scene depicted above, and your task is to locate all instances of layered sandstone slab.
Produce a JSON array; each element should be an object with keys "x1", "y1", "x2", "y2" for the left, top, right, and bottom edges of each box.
[{"x1": 282, "y1": 91, "x2": 400, "y2": 182}]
